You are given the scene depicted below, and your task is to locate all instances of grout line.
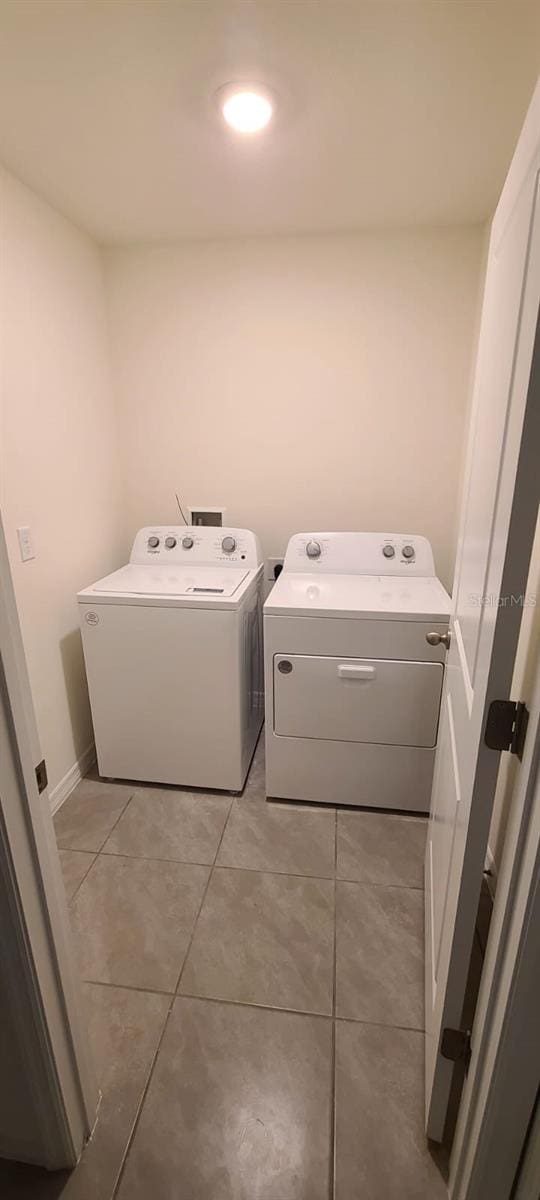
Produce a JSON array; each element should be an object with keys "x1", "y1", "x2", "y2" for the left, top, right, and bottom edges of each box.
[
  {"x1": 336, "y1": 876, "x2": 425, "y2": 892},
  {"x1": 334, "y1": 1014, "x2": 426, "y2": 1033},
  {"x1": 213, "y1": 796, "x2": 236, "y2": 865},
  {"x1": 98, "y1": 848, "x2": 217, "y2": 869},
  {"x1": 67, "y1": 851, "x2": 99, "y2": 905},
  {"x1": 69, "y1": 846, "x2": 424, "y2": 891},
  {"x1": 96, "y1": 848, "x2": 336, "y2": 882},
  {"x1": 111, "y1": 990, "x2": 176, "y2": 1199},
  {"x1": 82, "y1": 976, "x2": 423, "y2": 1032},
  {"x1": 330, "y1": 807, "x2": 338, "y2": 1200},
  {"x1": 177, "y1": 991, "x2": 332, "y2": 1021},
  {"x1": 96, "y1": 790, "x2": 137, "y2": 853},
  {"x1": 174, "y1": 796, "x2": 235, "y2": 998},
  {"x1": 83, "y1": 977, "x2": 175, "y2": 999}
]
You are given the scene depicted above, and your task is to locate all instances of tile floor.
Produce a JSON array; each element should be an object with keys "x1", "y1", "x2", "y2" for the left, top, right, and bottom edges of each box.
[{"x1": 0, "y1": 735, "x2": 447, "y2": 1200}]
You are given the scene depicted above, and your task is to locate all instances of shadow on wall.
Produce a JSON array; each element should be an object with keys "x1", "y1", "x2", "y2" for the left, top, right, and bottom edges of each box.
[{"x1": 59, "y1": 626, "x2": 94, "y2": 759}]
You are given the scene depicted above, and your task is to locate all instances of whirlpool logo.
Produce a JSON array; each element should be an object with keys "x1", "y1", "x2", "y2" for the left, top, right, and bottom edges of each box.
[{"x1": 85, "y1": 612, "x2": 100, "y2": 626}]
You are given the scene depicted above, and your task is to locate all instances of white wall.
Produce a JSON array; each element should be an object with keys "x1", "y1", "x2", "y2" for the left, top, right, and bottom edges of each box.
[
  {"x1": 106, "y1": 228, "x2": 484, "y2": 590},
  {"x1": 0, "y1": 167, "x2": 126, "y2": 801}
]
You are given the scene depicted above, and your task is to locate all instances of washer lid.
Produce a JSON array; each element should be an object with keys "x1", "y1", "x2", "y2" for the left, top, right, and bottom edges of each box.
[
  {"x1": 89, "y1": 563, "x2": 250, "y2": 598},
  {"x1": 264, "y1": 572, "x2": 452, "y2": 621}
]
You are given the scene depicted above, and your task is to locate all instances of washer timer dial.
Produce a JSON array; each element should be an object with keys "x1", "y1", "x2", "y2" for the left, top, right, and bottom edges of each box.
[
  {"x1": 306, "y1": 540, "x2": 321, "y2": 559},
  {"x1": 402, "y1": 545, "x2": 415, "y2": 559},
  {"x1": 222, "y1": 536, "x2": 237, "y2": 553}
]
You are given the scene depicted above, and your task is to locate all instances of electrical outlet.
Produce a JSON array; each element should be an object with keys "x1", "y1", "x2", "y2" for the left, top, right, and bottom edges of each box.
[
  {"x1": 17, "y1": 526, "x2": 35, "y2": 562},
  {"x1": 267, "y1": 557, "x2": 284, "y2": 581}
]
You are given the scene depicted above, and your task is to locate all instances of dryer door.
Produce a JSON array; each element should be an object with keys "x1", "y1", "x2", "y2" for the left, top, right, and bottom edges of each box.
[{"x1": 273, "y1": 654, "x2": 443, "y2": 747}]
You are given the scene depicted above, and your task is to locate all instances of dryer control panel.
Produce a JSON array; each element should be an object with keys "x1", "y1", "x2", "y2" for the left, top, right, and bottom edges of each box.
[
  {"x1": 282, "y1": 532, "x2": 436, "y2": 576},
  {"x1": 130, "y1": 526, "x2": 262, "y2": 568}
]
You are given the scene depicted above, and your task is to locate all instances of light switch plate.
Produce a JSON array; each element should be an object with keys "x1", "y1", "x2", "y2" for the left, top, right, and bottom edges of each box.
[{"x1": 17, "y1": 526, "x2": 35, "y2": 562}]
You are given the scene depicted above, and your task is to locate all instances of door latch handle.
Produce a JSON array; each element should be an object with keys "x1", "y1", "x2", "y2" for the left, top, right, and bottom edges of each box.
[{"x1": 426, "y1": 631, "x2": 451, "y2": 649}]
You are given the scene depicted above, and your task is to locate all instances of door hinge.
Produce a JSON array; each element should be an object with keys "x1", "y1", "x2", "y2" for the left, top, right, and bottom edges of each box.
[
  {"x1": 35, "y1": 759, "x2": 48, "y2": 795},
  {"x1": 441, "y1": 1027, "x2": 472, "y2": 1070},
  {"x1": 484, "y1": 700, "x2": 529, "y2": 760}
]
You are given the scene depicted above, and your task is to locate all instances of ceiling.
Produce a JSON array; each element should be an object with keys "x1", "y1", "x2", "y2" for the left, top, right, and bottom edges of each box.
[{"x1": 0, "y1": 1, "x2": 538, "y2": 244}]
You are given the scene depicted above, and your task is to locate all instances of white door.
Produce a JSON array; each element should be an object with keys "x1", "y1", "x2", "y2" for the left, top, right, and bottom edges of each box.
[{"x1": 425, "y1": 81, "x2": 540, "y2": 1141}]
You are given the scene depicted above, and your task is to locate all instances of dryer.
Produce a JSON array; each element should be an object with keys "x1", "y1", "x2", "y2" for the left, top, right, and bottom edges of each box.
[
  {"x1": 264, "y1": 532, "x2": 451, "y2": 811},
  {"x1": 78, "y1": 526, "x2": 263, "y2": 791}
]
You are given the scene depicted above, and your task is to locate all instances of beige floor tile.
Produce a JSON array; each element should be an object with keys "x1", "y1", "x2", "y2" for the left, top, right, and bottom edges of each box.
[
  {"x1": 217, "y1": 797, "x2": 335, "y2": 877},
  {"x1": 71, "y1": 854, "x2": 209, "y2": 991},
  {"x1": 54, "y1": 778, "x2": 133, "y2": 852},
  {"x1": 337, "y1": 811, "x2": 427, "y2": 887},
  {"x1": 103, "y1": 788, "x2": 231, "y2": 864},
  {"x1": 117, "y1": 997, "x2": 332, "y2": 1200},
  {"x1": 336, "y1": 881, "x2": 424, "y2": 1027},
  {"x1": 180, "y1": 867, "x2": 334, "y2": 1014},
  {"x1": 335, "y1": 1021, "x2": 446, "y2": 1199}
]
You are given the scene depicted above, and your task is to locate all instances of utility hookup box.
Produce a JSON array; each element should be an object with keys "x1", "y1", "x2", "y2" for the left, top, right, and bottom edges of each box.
[{"x1": 187, "y1": 506, "x2": 226, "y2": 527}]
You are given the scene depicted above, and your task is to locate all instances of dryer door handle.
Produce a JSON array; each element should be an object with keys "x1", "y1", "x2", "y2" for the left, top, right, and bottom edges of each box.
[{"x1": 338, "y1": 664, "x2": 376, "y2": 680}]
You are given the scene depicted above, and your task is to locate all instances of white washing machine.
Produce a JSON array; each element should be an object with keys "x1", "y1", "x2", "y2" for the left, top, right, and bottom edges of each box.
[
  {"x1": 78, "y1": 526, "x2": 263, "y2": 791},
  {"x1": 264, "y1": 532, "x2": 451, "y2": 811}
]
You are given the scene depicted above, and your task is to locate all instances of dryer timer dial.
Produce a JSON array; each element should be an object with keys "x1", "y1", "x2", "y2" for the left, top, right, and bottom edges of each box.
[
  {"x1": 306, "y1": 540, "x2": 321, "y2": 559},
  {"x1": 222, "y1": 536, "x2": 236, "y2": 553}
]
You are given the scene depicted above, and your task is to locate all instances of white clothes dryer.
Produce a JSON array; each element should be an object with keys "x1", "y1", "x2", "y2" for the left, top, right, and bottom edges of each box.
[{"x1": 264, "y1": 532, "x2": 451, "y2": 811}]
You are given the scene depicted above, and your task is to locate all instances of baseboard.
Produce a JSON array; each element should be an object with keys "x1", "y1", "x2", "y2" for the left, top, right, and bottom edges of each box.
[
  {"x1": 484, "y1": 844, "x2": 498, "y2": 899},
  {"x1": 49, "y1": 743, "x2": 96, "y2": 814}
]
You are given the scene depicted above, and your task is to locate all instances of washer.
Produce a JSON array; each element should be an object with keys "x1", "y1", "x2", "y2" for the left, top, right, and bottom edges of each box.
[
  {"x1": 264, "y1": 532, "x2": 451, "y2": 811},
  {"x1": 78, "y1": 526, "x2": 263, "y2": 791}
]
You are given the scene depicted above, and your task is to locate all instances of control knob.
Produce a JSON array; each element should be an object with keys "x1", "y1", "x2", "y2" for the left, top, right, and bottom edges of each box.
[
  {"x1": 182, "y1": 536, "x2": 194, "y2": 549},
  {"x1": 222, "y1": 536, "x2": 236, "y2": 553},
  {"x1": 147, "y1": 536, "x2": 160, "y2": 549},
  {"x1": 382, "y1": 545, "x2": 395, "y2": 558},
  {"x1": 306, "y1": 540, "x2": 321, "y2": 559},
  {"x1": 402, "y1": 545, "x2": 415, "y2": 559},
  {"x1": 165, "y1": 536, "x2": 177, "y2": 549}
]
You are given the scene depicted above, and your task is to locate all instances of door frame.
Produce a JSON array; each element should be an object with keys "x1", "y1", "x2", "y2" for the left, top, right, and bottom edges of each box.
[
  {"x1": 449, "y1": 636, "x2": 540, "y2": 1200},
  {"x1": 0, "y1": 512, "x2": 97, "y2": 1168}
]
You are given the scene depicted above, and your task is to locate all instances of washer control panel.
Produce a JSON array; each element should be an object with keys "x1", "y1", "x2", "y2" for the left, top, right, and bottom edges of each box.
[
  {"x1": 283, "y1": 533, "x2": 436, "y2": 576},
  {"x1": 131, "y1": 526, "x2": 262, "y2": 568}
]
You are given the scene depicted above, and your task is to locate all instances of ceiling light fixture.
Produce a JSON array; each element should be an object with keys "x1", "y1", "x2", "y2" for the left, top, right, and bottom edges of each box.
[{"x1": 219, "y1": 85, "x2": 274, "y2": 134}]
